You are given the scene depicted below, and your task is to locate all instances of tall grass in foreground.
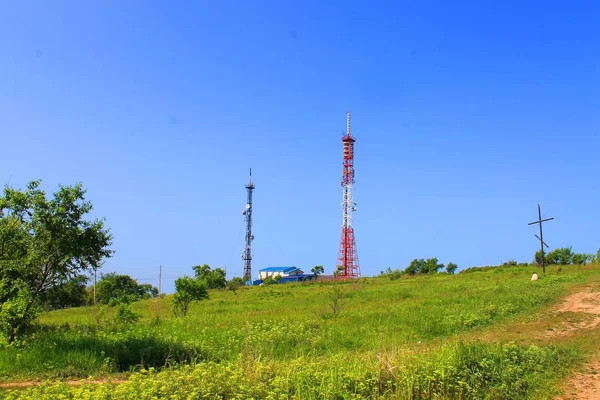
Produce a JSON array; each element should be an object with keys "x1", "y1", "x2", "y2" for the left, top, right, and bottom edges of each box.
[
  {"x1": 4, "y1": 341, "x2": 575, "y2": 399},
  {"x1": 0, "y1": 265, "x2": 598, "y2": 398}
]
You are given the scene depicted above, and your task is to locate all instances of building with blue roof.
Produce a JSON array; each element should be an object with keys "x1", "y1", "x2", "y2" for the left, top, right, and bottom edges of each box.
[{"x1": 258, "y1": 266, "x2": 303, "y2": 280}]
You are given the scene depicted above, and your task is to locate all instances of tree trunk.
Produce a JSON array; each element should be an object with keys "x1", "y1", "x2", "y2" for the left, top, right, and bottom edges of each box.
[{"x1": 8, "y1": 324, "x2": 15, "y2": 344}]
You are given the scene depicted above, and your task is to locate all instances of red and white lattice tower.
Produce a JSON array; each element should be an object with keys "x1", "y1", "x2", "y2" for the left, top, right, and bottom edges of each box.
[{"x1": 336, "y1": 112, "x2": 360, "y2": 278}]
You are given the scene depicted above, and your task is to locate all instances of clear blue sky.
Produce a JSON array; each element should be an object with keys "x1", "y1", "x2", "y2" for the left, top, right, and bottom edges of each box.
[{"x1": 1, "y1": 1, "x2": 598, "y2": 292}]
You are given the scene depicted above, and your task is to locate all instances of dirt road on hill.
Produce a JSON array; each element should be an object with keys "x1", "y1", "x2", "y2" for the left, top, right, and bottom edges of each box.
[{"x1": 554, "y1": 286, "x2": 600, "y2": 400}]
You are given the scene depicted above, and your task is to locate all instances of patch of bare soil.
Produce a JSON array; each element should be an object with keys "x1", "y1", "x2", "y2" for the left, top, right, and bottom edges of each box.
[
  {"x1": 553, "y1": 287, "x2": 600, "y2": 400},
  {"x1": 546, "y1": 289, "x2": 600, "y2": 338},
  {"x1": 558, "y1": 358, "x2": 600, "y2": 400}
]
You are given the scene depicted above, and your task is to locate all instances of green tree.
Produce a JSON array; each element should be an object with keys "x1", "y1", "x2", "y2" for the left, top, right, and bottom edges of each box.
[
  {"x1": 41, "y1": 274, "x2": 89, "y2": 310},
  {"x1": 172, "y1": 276, "x2": 208, "y2": 317},
  {"x1": 545, "y1": 247, "x2": 574, "y2": 265},
  {"x1": 262, "y1": 276, "x2": 276, "y2": 285},
  {"x1": 96, "y1": 273, "x2": 157, "y2": 305},
  {"x1": 405, "y1": 258, "x2": 444, "y2": 275},
  {"x1": 0, "y1": 180, "x2": 113, "y2": 342},
  {"x1": 446, "y1": 262, "x2": 458, "y2": 274},
  {"x1": 311, "y1": 265, "x2": 325, "y2": 277},
  {"x1": 193, "y1": 264, "x2": 227, "y2": 289},
  {"x1": 228, "y1": 277, "x2": 245, "y2": 294},
  {"x1": 423, "y1": 258, "x2": 444, "y2": 274},
  {"x1": 140, "y1": 283, "x2": 159, "y2": 299},
  {"x1": 405, "y1": 259, "x2": 425, "y2": 275},
  {"x1": 534, "y1": 250, "x2": 546, "y2": 267},
  {"x1": 571, "y1": 253, "x2": 592, "y2": 265}
]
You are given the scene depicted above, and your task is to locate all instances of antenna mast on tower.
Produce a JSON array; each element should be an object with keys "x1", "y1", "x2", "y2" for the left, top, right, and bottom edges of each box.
[
  {"x1": 242, "y1": 169, "x2": 255, "y2": 280},
  {"x1": 336, "y1": 112, "x2": 360, "y2": 278}
]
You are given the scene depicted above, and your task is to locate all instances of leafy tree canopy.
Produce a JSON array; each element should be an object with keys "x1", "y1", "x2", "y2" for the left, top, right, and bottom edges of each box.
[
  {"x1": 311, "y1": 265, "x2": 324, "y2": 277},
  {"x1": 446, "y1": 262, "x2": 458, "y2": 275},
  {"x1": 0, "y1": 180, "x2": 112, "y2": 342},
  {"x1": 41, "y1": 274, "x2": 89, "y2": 310},
  {"x1": 95, "y1": 273, "x2": 157, "y2": 305},
  {"x1": 535, "y1": 247, "x2": 592, "y2": 266},
  {"x1": 193, "y1": 264, "x2": 226, "y2": 289},
  {"x1": 404, "y1": 258, "x2": 445, "y2": 275},
  {"x1": 172, "y1": 276, "x2": 208, "y2": 317}
]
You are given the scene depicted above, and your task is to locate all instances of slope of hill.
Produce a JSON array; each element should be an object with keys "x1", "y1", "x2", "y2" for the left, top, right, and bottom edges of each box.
[{"x1": 2, "y1": 264, "x2": 600, "y2": 399}]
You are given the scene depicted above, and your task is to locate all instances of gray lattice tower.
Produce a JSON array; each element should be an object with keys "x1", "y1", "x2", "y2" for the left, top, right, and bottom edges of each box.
[{"x1": 242, "y1": 169, "x2": 255, "y2": 280}]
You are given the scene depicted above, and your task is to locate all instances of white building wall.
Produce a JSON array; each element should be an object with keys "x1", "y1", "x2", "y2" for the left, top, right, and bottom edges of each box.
[{"x1": 258, "y1": 269, "x2": 304, "y2": 280}]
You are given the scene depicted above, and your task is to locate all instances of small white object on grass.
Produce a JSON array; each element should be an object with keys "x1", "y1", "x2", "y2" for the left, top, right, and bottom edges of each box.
[{"x1": 531, "y1": 273, "x2": 539, "y2": 281}]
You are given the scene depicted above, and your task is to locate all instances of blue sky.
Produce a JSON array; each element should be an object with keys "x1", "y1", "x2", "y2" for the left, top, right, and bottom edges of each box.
[{"x1": 1, "y1": 1, "x2": 598, "y2": 292}]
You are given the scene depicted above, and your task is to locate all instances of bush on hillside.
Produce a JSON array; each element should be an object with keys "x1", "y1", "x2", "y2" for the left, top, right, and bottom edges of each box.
[
  {"x1": 193, "y1": 264, "x2": 227, "y2": 289},
  {"x1": 535, "y1": 247, "x2": 593, "y2": 266},
  {"x1": 172, "y1": 276, "x2": 209, "y2": 317},
  {"x1": 446, "y1": 262, "x2": 458, "y2": 274},
  {"x1": 405, "y1": 258, "x2": 445, "y2": 275},
  {"x1": 228, "y1": 277, "x2": 245, "y2": 294},
  {"x1": 95, "y1": 273, "x2": 158, "y2": 305},
  {"x1": 379, "y1": 267, "x2": 404, "y2": 280}
]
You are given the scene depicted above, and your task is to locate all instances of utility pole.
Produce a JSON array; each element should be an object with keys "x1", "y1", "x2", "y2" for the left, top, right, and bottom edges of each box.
[
  {"x1": 159, "y1": 265, "x2": 162, "y2": 296},
  {"x1": 528, "y1": 204, "x2": 554, "y2": 273}
]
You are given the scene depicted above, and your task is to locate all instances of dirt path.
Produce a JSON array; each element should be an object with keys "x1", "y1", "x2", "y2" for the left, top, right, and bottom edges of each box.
[{"x1": 553, "y1": 286, "x2": 600, "y2": 400}]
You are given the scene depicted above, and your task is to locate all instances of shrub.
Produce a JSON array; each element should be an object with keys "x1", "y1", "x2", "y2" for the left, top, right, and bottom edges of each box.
[
  {"x1": 446, "y1": 262, "x2": 458, "y2": 274},
  {"x1": 172, "y1": 276, "x2": 208, "y2": 317}
]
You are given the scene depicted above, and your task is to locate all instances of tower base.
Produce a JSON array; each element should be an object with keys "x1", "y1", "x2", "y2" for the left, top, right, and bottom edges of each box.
[{"x1": 336, "y1": 227, "x2": 360, "y2": 278}]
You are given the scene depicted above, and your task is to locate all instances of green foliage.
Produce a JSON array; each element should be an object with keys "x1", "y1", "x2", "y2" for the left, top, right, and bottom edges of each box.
[
  {"x1": 545, "y1": 247, "x2": 574, "y2": 265},
  {"x1": 95, "y1": 273, "x2": 157, "y2": 305},
  {"x1": 0, "y1": 285, "x2": 38, "y2": 343},
  {"x1": 41, "y1": 274, "x2": 89, "y2": 310},
  {"x1": 193, "y1": 264, "x2": 227, "y2": 289},
  {"x1": 311, "y1": 265, "x2": 324, "y2": 277},
  {"x1": 535, "y1": 247, "x2": 593, "y2": 266},
  {"x1": 380, "y1": 267, "x2": 403, "y2": 280},
  {"x1": 113, "y1": 303, "x2": 140, "y2": 328},
  {"x1": 571, "y1": 253, "x2": 591, "y2": 265},
  {"x1": 405, "y1": 258, "x2": 445, "y2": 275},
  {"x1": 1, "y1": 342, "x2": 576, "y2": 399},
  {"x1": 228, "y1": 277, "x2": 245, "y2": 294},
  {"x1": 262, "y1": 276, "x2": 276, "y2": 285},
  {"x1": 328, "y1": 286, "x2": 345, "y2": 315},
  {"x1": 446, "y1": 262, "x2": 458, "y2": 274},
  {"x1": 0, "y1": 180, "x2": 113, "y2": 343},
  {"x1": 273, "y1": 275, "x2": 283, "y2": 283},
  {"x1": 534, "y1": 250, "x2": 545, "y2": 267},
  {"x1": 172, "y1": 276, "x2": 208, "y2": 317},
  {"x1": 0, "y1": 264, "x2": 598, "y2": 397}
]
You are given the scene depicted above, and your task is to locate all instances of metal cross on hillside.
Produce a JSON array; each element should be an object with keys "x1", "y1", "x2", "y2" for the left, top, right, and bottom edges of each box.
[{"x1": 528, "y1": 204, "x2": 554, "y2": 274}]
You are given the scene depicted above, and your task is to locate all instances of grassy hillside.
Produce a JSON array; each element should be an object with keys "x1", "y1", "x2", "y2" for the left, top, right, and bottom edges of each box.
[{"x1": 2, "y1": 264, "x2": 600, "y2": 399}]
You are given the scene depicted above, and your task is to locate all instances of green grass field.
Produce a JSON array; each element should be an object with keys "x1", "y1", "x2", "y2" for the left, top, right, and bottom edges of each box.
[{"x1": 2, "y1": 264, "x2": 600, "y2": 399}]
